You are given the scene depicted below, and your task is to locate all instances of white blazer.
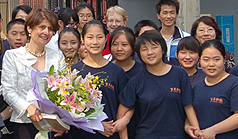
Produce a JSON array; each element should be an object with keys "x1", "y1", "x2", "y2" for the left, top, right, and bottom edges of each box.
[{"x1": 1, "y1": 46, "x2": 66, "y2": 123}]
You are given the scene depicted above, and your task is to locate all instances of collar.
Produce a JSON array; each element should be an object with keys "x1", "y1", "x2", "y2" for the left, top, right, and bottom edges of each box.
[
  {"x1": 159, "y1": 26, "x2": 182, "y2": 40},
  {"x1": 14, "y1": 46, "x2": 38, "y2": 67},
  {"x1": 14, "y1": 45, "x2": 55, "y2": 68}
]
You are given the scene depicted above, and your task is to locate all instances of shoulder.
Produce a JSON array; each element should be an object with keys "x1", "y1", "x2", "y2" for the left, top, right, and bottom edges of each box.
[
  {"x1": 127, "y1": 69, "x2": 146, "y2": 84},
  {"x1": 4, "y1": 47, "x2": 25, "y2": 57},
  {"x1": 107, "y1": 62, "x2": 128, "y2": 77},
  {"x1": 179, "y1": 29, "x2": 190, "y2": 37},
  {"x1": 45, "y1": 47, "x2": 61, "y2": 54},
  {"x1": 134, "y1": 61, "x2": 143, "y2": 68},
  {"x1": 3, "y1": 39, "x2": 10, "y2": 50},
  {"x1": 227, "y1": 74, "x2": 238, "y2": 84},
  {"x1": 176, "y1": 26, "x2": 190, "y2": 37},
  {"x1": 171, "y1": 65, "x2": 187, "y2": 74},
  {"x1": 230, "y1": 65, "x2": 238, "y2": 76},
  {"x1": 45, "y1": 47, "x2": 64, "y2": 60},
  {"x1": 71, "y1": 61, "x2": 83, "y2": 70},
  {"x1": 108, "y1": 62, "x2": 125, "y2": 71},
  {"x1": 196, "y1": 69, "x2": 206, "y2": 76}
]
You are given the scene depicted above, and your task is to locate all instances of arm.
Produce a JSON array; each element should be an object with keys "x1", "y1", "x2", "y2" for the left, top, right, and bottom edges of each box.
[
  {"x1": 2, "y1": 51, "x2": 43, "y2": 122},
  {"x1": 184, "y1": 105, "x2": 201, "y2": 139},
  {"x1": 185, "y1": 118, "x2": 199, "y2": 139},
  {"x1": 201, "y1": 111, "x2": 238, "y2": 139},
  {"x1": 2, "y1": 51, "x2": 31, "y2": 117},
  {"x1": 113, "y1": 104, "x2": 134, "y2": 139},
  {"x1": 185, "y1": 105, "x2": 200, "y2": 129}
]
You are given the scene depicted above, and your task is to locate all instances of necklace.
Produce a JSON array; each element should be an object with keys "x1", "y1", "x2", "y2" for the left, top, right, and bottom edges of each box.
[{"x1": 26, "y1": 45, "x2": 45, "y2": 57}]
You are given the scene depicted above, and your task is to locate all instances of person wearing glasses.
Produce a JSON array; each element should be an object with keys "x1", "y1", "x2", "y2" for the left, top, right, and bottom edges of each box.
[
  {"x1": 103, "y1": 6, "x2": 128, "y2": 60},
  {"x1": 74, "y1": 2, "x2": 95, "y2": 34},
  {"x1": 191, "y1": 16, "x2": 235, "y2": 72},
  {"x1": 46, "y1": 7, "x2": 79, "y2": 51}
]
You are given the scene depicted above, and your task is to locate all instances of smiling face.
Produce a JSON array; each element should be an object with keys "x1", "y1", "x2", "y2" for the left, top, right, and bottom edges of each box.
[
  {"x1": 111, "y1": 33, "x2": 133, "y2": 61},
  {"x1": 195, "y1": 22, "x2": 216, "y2": 44},
  {"x1": 177, "y1": 48, "x2": 199, "y2": 69},
  {"x1": 7, "y1": 24, "x2": 27, "y2": 49},
  {"x1": 107, "y1": 12, "x2": 126, "y2": 33},
  {"x1": 83, "y1": 25, "x2": 106, "y2": 56},
  {"x1": 140, "y1": 41, "x2": 164, "y2": 66},
  {"x1": 200, "y1": 46, "x2": 225, "y2": 78},
  {"x1": 157, "y1": 4, "x2": 178, "y2": 28},
  {"x1": 27, "y1": 19, "x2": 54, "y2": 47},
  {"x1": 59, "y1": 32, "x2": 80, "y2": 59},
  {"x1": 77, "y1": 7, "x2": 94, "y2": 31}
]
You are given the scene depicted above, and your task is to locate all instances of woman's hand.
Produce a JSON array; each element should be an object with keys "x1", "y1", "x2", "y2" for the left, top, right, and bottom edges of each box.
[
  {"x1": 50, "y1": 128, "x2": 67, "y2": 137},
  {"x1": 27, "y1": 104, "x2": 43, "y2": 122},
  {"x1": 112, "y1": 116, "x2": 130, "y2": 132},
  {"x1": 199, "y1": 128, "x2": 216, "y2": 139},
  {"x1": 185, "y1": 125, "x2": 200, "y2": 139},
  {"x1": 98, "y1": 120, "x2": 114, "y2": 137}
]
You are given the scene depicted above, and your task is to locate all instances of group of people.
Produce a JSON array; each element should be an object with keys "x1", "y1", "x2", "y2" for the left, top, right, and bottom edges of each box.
[{"x1": 0, "y1": 0, "x2": 238, "y2": 139}]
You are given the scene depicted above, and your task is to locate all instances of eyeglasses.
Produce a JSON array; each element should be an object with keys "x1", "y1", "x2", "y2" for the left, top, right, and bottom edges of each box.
[
  {"x1": 107, "y1": 19, "x2": 124, "y2": 25},
  {"x1": 67, "y1": 22, "x2": 78, "y2": 28},
  {"x1": 78, "y1": 13, "x2": 93, "y2": 19},
  {"x1": 197, "y1": 27, "x2": 215, "y2": 35}
]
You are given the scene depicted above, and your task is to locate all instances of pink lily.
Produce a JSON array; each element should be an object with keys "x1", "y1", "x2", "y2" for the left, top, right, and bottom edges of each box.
[{"x1": 60, "y1": 92, "x2": 77, "y2": 112}]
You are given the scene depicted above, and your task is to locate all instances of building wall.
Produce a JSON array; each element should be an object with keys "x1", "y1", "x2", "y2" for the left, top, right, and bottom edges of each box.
[
  {"x1": 200, "y1": 0, "x2": 238, "y2": 62},
  {"x1": 119, "y1": 0, "x2": 160, "y2": 30}
]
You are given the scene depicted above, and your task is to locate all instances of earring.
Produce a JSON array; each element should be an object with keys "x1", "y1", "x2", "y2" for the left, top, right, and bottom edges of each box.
[{"x1": 29, "y1": 34, "x2": 31, "y2": 37}]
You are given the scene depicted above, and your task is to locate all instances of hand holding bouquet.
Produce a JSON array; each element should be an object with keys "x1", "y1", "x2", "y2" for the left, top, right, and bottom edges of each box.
[{"x1": 27, "y1": 65, "x2": 108, "y2": 133}]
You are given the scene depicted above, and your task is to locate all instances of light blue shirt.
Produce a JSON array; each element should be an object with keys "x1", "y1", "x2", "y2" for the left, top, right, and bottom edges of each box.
[{"x1": 1, "y1": 46, "x2": 66, "y2": 123}]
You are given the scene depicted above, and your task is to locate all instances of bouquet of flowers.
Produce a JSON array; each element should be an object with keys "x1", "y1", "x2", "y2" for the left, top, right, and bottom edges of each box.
[
  {"x1": 27, "y1": 65, "x2": 108, "y2": 133},
  {"x1": 45, "y1": 65, "x2": 107, "y2": 119}
]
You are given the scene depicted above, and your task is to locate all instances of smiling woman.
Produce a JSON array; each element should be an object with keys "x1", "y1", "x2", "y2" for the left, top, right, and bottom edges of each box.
[
  {"x1": 190, "y1": 39, "x2": 238, "y2": 139},
  {"x1": 191, "y1": 16, "x2": 235, "y2": 72},
  {"x1": 176, "y1": 36, "x2": 206, "y2": 86},
  {"x1": 71, "y1": 20, "x2": 128, "y2": 139},
  {"x1": 115, "y1": 30, "x2": 199, "y2": 139},
  {"x1": 59, "y1": 27, "x2": 81, "y2": 65},
  {"x1": 1, "y1": 8, "x2": 66, "y2": 139}
]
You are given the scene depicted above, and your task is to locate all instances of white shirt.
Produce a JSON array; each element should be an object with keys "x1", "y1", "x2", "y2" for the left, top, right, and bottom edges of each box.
[
  {"x1": 1, "y1": 46, "x2": 66, "y2": 123},
  {"x1": 45, "y1": 31, "x2": 59, "y2": 51}
]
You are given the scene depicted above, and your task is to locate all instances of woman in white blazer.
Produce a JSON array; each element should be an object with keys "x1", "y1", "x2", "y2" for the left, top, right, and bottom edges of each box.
[{"x1": 1, "y1": 8, "x2": 66, "y2": 139}]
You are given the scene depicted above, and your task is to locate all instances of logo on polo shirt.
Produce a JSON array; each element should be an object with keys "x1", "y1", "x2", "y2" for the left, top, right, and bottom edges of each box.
[
  {"x1": 105, "y1": 82, "x2": 115, "y2": 90},
  {"x1": 170, "y1": 87, "x2": 181, "y2": 93},
  {"x1": 210, "y1": 97, "x2": 223, "y2": 104}
]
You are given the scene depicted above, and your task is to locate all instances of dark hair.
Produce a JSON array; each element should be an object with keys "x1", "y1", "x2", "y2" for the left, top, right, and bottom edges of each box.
[
  {"x1": 199, "y1": 39, "x2": 226, "y2": 59},
  {"x1": 155, "y1": 0, "x2": 180, "y2": 14},
  {"x1": 7, "y1": 19, "x2": 26, "y2": 34},
  {"x1": 12, "y1": 5, "x2": 32, "y2": 20},
  {"x1": 177, "y1": 36, "x2": 200, "y2": 54},
  {"x1": 136, "y1": 30, "x2": 167, "y2": 63},
  {"x1": 134, "y1": 20, "x2": 159, "y2": 38},
  {"x1": 58, "y1": 27, "x2": 81, "y2": 47},
  {"x1": 109, "y1": 26, "x2": 136, "y2": 56},
  {"x1": 58, "y1": 7, "x2": 79, "y2": 27},
  {"x1": 0, "y1": 12, "x2": 1, "y2": 19},
  {"x1": 25, "y1": 8, "x2": 58, "y2": 34},
  {"x1": 74, "y1": 2, "x2": 95, "y2": 19},
  {"x1": 191, "y1": 16, "x2": 222, "y2": 41},
  {"x1": 82, "y1": 20, "x2": 107, "y2": 39}
]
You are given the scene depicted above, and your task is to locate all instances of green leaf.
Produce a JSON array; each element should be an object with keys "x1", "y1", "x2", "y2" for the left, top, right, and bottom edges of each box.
[{"x1": 49, "y1": 65, "x2": 55, "y2": 76}]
